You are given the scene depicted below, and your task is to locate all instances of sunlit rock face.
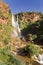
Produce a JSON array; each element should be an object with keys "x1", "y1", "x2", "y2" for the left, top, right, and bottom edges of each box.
[
  {"x1": 22, "y1": 13, "x2": 40, "y2": 22},
  {"x1": 0, "y1": 2, "x2": 9, "y2": 14},
  {"x1": 14, "y1": 12, "x2": 41, "y2": 23},
  {"x1": 0, "y1": 16, "x2": 8, "y2": 24},
  {"x1": 0, "y1": 2, "x2": 10, "y2": 24}
]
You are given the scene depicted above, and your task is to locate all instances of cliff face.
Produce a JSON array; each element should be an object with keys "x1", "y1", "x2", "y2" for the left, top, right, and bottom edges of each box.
[
  {"x1": 0, "y1": 2, "x2": 10, "y2": 24},
  {"x1": 15, "y1": 12, "x2": 41, "y2": 22},
  {"x1": 0, "y1": 2, "x2": 12, "y2": 44},
  {"x1": 21, "y1": 12, "x2": 41, "y2": 22},
  {"x1": 0, "y1": 2, "x2": 9, "y2": 13},
  {"x1": 14, "y1": 12, "x2": 42, "y2": 30}
]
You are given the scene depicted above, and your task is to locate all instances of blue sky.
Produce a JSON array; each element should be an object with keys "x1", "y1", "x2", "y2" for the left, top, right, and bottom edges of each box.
[{"x1": 3, "y1": 0, "x2": 43, "y2": 14}]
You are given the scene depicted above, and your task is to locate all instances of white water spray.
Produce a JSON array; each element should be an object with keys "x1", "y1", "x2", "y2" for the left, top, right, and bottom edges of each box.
[
  {"x1": 12, "y1": 14, "x2": 21, "y2": 37},
  {"x1": 34, "y1": 54, "x2": 43, "y2": 64},
  {"x1": 38, "y1": 54, "x2": 43, "y2": 64}
]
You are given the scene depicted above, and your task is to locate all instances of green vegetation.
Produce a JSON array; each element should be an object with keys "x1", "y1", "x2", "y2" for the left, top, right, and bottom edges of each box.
[
  {"x1": 0, "y1": 46, "x2": 25, "y2": 65},
  {"x1": 22, "y1": 43, "x2": 40, "y2": 57},
  {"x1": 19, "y1": 21, "x2": 29, "y2": 30},
  {"x1": 0, "y1": 1, "x2": 12, "y2": 45},
  {"x1": 0, "y1": 13, "x2": 12, "y2": 44}
]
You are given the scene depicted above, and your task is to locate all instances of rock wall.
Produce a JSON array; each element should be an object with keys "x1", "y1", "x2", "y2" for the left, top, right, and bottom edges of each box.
[
  {"x1": 0, "y1": 2, "x2": 12, "y2": 44},
  {"x1": 14, "y1": 12, "x2": 41, "y2": 22},
  {"x1": 0, "y1": 2, "x2": 10, "y2": 24}
]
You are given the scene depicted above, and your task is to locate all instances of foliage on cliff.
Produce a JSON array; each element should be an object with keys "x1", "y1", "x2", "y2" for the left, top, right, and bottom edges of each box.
[
  {"x1": 0, "y1": 2, "x2": 12, "y2": 44},
  {"x1": 0, "y1": 46, "x2": 25, "y2": 65}
]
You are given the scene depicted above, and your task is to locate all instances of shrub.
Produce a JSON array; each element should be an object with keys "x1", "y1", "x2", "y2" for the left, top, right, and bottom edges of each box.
[
  {"x1": 19, "y1": 21, "x2": 29, "y2": 30},
  {"x1": 23, "y1": 43, "x2": 40, "y2": 57},
  {"x1": 28, "y1": 34, "x2": 37, "y2": 42},
  {"x1": 0, "y1": 47, "x2": 25, "y2": 65},
  {"x1": 4, "y1": 38, "x2": 10, "y2": 45}
]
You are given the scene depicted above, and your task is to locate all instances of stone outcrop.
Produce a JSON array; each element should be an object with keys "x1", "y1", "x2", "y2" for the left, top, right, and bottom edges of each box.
[{"x1": 0, "y1": 2, "x2": 10, "y2": 24}]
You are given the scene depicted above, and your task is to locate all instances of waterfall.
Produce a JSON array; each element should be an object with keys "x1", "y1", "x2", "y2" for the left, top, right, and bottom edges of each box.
[
  {"x1": 34, "y1": 54, "x2": 43, "y2": 64},
  {"x1": 38, "y1": 54, "x2": 43, "y2": 64},
  {"x1": 12, "y1": 14, "x2": 21, "y2": 37}
]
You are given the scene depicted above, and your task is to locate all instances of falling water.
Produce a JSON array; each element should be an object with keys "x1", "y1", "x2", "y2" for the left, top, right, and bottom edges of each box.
[
  {"x1": 38, "y1": 54, "x2": 43, "y2": 64},
  {"x1": 12, "y1": 14, "x2": 21, "y2": 37},
  {"x1": 34, "y1": 54, "x2": 43, "y2": 64}
]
